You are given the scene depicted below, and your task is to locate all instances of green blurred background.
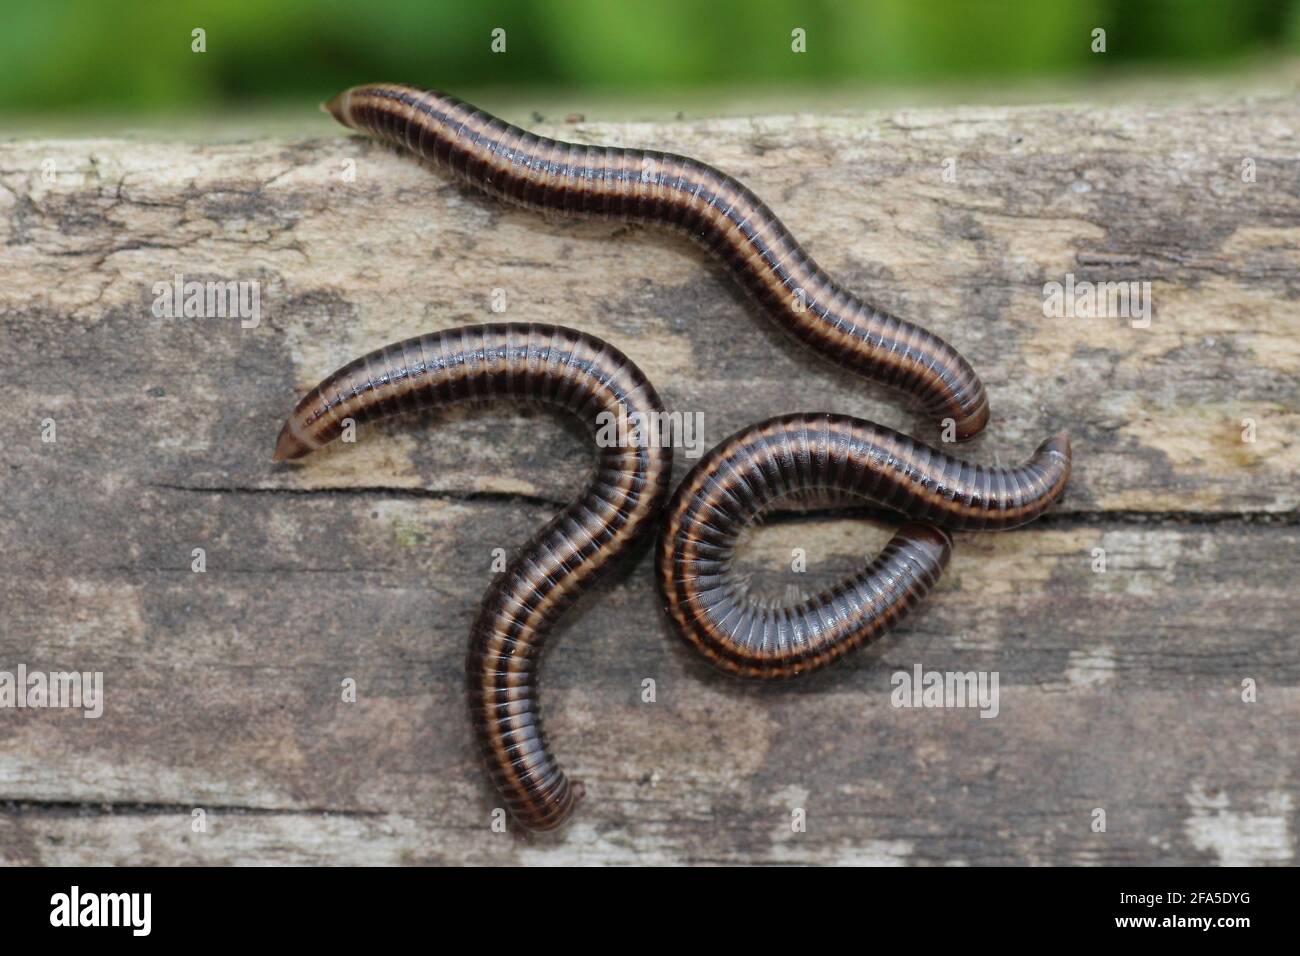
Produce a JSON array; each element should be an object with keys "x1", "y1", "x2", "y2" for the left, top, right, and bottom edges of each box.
[{"x1": 3, "y1": 0, "x2": 1298, "y2": 126}]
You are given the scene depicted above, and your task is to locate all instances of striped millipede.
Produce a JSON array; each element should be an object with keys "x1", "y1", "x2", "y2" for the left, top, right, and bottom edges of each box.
[
  {"x1": 656, "y1": 414, "x2": 1071, "y2": 679},
  {"x1": 274, "y1": 323, "x2": 673, "y2": 831},
  {"x1": 323, "y1": 82, "x2": 991, "y2": 440}
]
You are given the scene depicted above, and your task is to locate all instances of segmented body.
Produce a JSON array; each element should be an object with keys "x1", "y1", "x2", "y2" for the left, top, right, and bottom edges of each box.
[
  {"x1": 324, "y1": 83, "x2": 990, "y2": 439},
  {"x1": 275, "y1": 323, "x2": 673, "y2": 830},
  {"x1": 656, "y1": 414, "x2": 1071, "y2": 678}
]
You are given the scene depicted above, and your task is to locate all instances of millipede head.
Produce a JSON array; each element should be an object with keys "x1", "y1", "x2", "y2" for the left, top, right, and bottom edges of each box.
[
  {"x1": 1038, "y1": 429, "x2": 1072, "y2": 462},
  {"x1": 322, "y1": 87, "x2": 358, "y2": 127}
]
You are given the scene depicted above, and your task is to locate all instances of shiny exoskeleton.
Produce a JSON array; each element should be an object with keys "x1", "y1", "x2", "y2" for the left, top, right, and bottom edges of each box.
[
  {"x1": 275, "y1": 323, "x2": 673, "y2": 830},
  {"x1": 657, "y1": 414, "x2": 1071, "y2": 678},
  {"x1": 324, "y1": 83, "x2": 991, "y2": 439}
]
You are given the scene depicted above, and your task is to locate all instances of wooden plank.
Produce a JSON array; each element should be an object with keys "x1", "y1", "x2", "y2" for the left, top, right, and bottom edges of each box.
[{"x1": 0, "y1": 93, "x2": 1296, "y2": 864}]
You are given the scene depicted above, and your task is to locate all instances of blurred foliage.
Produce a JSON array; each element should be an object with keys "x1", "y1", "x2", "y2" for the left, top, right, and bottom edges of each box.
[{"x1": 1, "y1": 0, "x2": 1297, "y2": 113}]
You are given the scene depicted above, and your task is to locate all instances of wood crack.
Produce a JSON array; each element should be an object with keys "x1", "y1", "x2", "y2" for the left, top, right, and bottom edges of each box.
[{"x1": 0, "y1": 799, "x2": 387, "y2": 818}]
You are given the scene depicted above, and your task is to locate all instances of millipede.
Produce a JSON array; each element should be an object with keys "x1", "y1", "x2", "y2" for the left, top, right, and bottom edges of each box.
[
  {"x1": 274, "y1": 323, "x2": 673, "y2": 831},
  {"x1": 323, "y1": 82, "x2": 991, "y2": 440},
  {"x1": 656, "y1": 414, "x2": 1071, "y2": 679},
  {"x1": 294, "y1": 85, "x2": 1076, "y2": 828}
]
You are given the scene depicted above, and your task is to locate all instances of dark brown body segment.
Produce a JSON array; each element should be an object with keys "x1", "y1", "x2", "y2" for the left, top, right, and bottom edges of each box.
[
  {"x1": 275, "y1": 323, "x2": 673, "y2": 830},
  {"x1": 656, "y1": 414, "x2": 1070, "y2": 678},
  {"x1": 324, "y1": 83, "x2": 991, "y2": 439}
]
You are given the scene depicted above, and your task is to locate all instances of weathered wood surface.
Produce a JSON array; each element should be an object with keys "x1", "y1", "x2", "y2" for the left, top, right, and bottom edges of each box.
[{"x1": 1, "y1": 93, "x2": 1297, "y2": 865}]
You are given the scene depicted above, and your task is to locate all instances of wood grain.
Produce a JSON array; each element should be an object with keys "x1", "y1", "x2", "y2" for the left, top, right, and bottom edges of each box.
[{"x1": 1, "y1": 92, "x2": 1296, "y2": 864}]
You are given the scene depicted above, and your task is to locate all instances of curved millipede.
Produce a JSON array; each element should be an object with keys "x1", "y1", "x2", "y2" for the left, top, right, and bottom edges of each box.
[
  {"x1": 274, "y1": 323, "x2": 673, "y2": 831},
  {"x1": 656, "y1": 414, "x2": 1071, "y2": 679},
  {"x1": 323, "y1": 82, "x2": 991, "y2": 440}
]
